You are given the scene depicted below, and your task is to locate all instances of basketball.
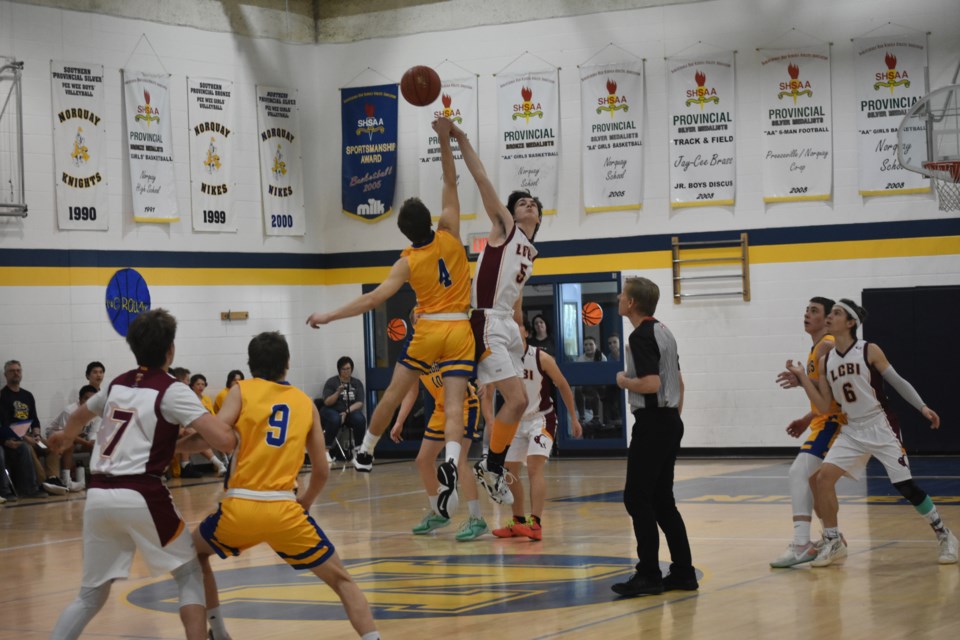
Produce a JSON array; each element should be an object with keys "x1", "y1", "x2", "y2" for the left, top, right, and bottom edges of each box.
[
  {"x1": 387, "y1": 317, "x2": 408, "y2": 341},
  {"x1": 400, "y1": 65, "x2": 441, "y2": 107},
  {"x1": 582, "y1": 302, "x2": 603, "y2": 326}
]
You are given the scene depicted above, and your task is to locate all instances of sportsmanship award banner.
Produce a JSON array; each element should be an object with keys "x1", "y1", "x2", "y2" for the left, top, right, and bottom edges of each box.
[
  {"x1": 580, "y1": 62, "x2": 644, "y2": 213},
  {"x1": 853, "y1": 34, "x2": 929, "y2": 196},
  {"x1": 417, "y1": 76, "x2": 479, "y2": 219},
  {"x1": 257, "y1": 86, "x2": 305, "y2": 235},
  {"x1": 341, "y1": 84, "x2": 398, "y2": 223},
  {"x1": 497, "y1": 71, "x2": 560, "y2": 214},
  {"x1": 760, "y1": 47, "x2": 833, "y2": 203},
  {"x1": 123, "y1": 69, "x2": 178, "y2": 222},
  {"x1": 666, "y1": 54, "x2": 736, "y2": 208},
  {"x1": 187, "y1": 77, "x2": 236, "y2": 232},
  {"x1": 51, "y1": 61, "x2": 108, "y2": 230}
]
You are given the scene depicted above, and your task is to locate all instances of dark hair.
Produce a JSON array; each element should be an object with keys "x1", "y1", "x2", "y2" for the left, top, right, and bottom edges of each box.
[
  {"x1": 78, "y1": 385, "x2": 98, "y2": 401},
  {"x1": 837, "y1": 298, "x2": 868, "y2": 339},
  {"x1": 126, "y1": 309, "x2": 177, "y2": 368},
  {"x1": 189, "y1": 374, "x2": 207, "y2": 388},
  {"x1": 85, "y1": 361, "x2": 105, "y2": 377},
  {"x1": 397, "y1": 197, "x2": 433, "y2": 244},
  {"x1": 249, "y1": 332, "x2": 290, "y2": 382},
  {"x1": 809, "y1": 297, "x2": 835, "y2": 314},
  {"x1": 522, "y1": 316, "x2": 533, "y2": 334},
  {"x1": 531, "y1": 313, "x2": 550, "y2": 336},
  {"x1": 506, "y1": 190, "x2": 543, "y2": 239},
  {"x1": 583, "y1": 336, "x2": 597, "y2": 346},
  {"x1": 169, "y1": 367, "x2": 190, "y2": 382},
  {"x1": 623, "y1": 277, "x2": 660, "y2": 316},
  {"x1": 225, "y1": 369, "x2": 244, "y2": 386},
  {"x1": 337, "y1": 356, "x2": 354, "y2": 372}
]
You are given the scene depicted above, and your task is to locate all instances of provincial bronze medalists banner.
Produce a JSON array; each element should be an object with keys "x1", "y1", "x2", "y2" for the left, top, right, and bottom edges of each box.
[
  {"x1": 759, "y1": 46, "x2": 833, "y2": 203},
  {"x1": 341, "y1": 84, "x2": 398, "y2": 223},
  {"x1": 51, "y1": 60, "x2": 108, "y2": 230},
  {"x1": 497, "y1": 71, "x2": 560, "y2": 214},
  {"x1": 123, "y1": 69, "x2": 178, "y2": 222},
  {"x1": 580, "y1": 62, "x2": 644, "y2": 213},
  {"x1": 666, "y1": 54, "x2": 736, "y2": 208},
  {"x1": 187, "y1": 77, "x2": 236, "y2": 232},
  {"x1": 256, "y1": 85, "x2": 306, "y2": 236}
]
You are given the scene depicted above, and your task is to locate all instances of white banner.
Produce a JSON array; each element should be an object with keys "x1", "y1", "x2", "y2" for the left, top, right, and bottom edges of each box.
[
  {"x1": 256, "y1": 85, "x2": 305, "y2": 236},
  {"x1": 760, "y1": 47, "x2": 833, "y2": 203},
  {"x1": 853, "y1": 34, "x2": 929, "y2": 196},
  {"x1": 580, "y1": 62, "x2": 644, "y2": 213},
  {"x1": 417, "y1": 76, "x2": 479, "y2": 219},
  {"x1": 497, "y1": 70, "x2": 560, "y2": 214},
  {"x1": 51, "y1": 61, "x2": 108, "y2": 230},
  {"x1": 122, "y1": 69, "x2": 178, "y2": 223},
  {"x1": 666, "y1": 54, "x2": 736, "y2": 208},
  {"x1": 187, "y1": 77, "x2": 236, "y2": 232}
]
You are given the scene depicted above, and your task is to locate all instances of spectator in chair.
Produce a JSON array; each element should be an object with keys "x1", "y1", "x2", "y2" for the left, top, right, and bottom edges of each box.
[
  {"x1": 213, "y1": 370, "x2": 244, "y2": 414},
  {"x1": 45, "y1": 384, "x2": 99, "y2": 491},
  {"x1": 0, "y1": 360, "x2": 61, "y2": 498},
  {"x1": 317, "y1": 357, "x2": 366, "y2": 460}
]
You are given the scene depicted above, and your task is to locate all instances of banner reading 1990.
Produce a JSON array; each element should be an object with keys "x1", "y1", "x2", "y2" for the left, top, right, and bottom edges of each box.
[
  {"x1": 666, "y1": 54, "x2": 736, "y2": 208},
  {"x1": 341, "y1": 84, "x2": 398, "y2": 223},
  {"x1": 256, "y1": 85, "x2": 305, "y2": 236}
]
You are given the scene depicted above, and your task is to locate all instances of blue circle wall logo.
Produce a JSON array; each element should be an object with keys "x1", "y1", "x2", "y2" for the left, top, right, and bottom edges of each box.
[
  {"x1": 105, "y1": 268, "x2": 150, "y2": 336},
  {"x1": 127, "y1": 554, "x2": 653, "y2": 620}
]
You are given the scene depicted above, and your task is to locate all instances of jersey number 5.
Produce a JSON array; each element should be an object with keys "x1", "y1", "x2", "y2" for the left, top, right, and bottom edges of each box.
[
  {"x1": 266, "y1": 404, "x2": 290, "y2": 446},
  {"x1": 438, "y1": 258, "x2": 453, "y2": 288}
]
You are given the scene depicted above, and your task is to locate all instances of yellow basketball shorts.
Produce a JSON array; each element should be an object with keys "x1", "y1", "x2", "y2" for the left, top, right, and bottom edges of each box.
[
  {"x1": 400, "y1": 318, "x2": 475, "y2": 377},
  {"x1": 199, "y1": 498, "x2": 334, "y2": 570},
  {"x1": 423, "y1": 398, "x2": 481, "y2": 442}
]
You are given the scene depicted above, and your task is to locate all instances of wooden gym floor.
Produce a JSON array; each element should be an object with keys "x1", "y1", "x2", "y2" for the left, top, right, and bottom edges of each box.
[{"x1": 2, "y1": 456, "x2": 958, "y2": 639}]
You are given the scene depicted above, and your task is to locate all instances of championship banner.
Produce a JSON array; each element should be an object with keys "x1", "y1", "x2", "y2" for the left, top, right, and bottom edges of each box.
[
  {"x1": 51, "y1": 61, "x2": 108, "y2": 230},
  {"x1": 187, "y1": 77, "x2": 236, "y2": 232},
  {"x1": 853, "y1": 34, "x2": 929, "y2": 196},
  {"x1": 257, "y1": 86, "x2": 305, "y2": 235},
  {"x1": 341, "y1": 84, "x2": 398, "y2": 223},
  {"x1": 497, "y1": 70, "x2": 560, "y2": 214},
  {"x1": 122, "y1": 69, "x2": 178, "y2": 222},
  {"x1": 666, "y1": 54, "x2": 736, "y2": 208},
  {"x1": 417, "y1": 76, "x2": 479, "y2": 219},
  {"x1": 759, "y1": 47, "x2": 833, "y2": 203},
  {"x1": 580, "y1": 62, "x2": 644, "y2": 213}
]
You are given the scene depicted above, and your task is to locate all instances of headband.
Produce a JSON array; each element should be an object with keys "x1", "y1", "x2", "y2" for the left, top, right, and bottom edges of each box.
[{"x1": 834, "y1": 301, "x2": 861, "y2": 325}]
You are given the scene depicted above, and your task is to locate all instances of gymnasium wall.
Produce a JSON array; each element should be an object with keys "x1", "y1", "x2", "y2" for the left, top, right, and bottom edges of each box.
[{"x1": 1, "y1": 0, "x2": 958, "y2": 447}]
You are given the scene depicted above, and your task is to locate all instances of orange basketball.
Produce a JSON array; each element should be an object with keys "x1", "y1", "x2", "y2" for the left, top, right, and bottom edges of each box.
[
  {"x1": 582, "y1": 302, "x2": 603, "y2": 326},
  {"x1": 400, "y1": 65, "x2": 441, "y2": 107},
  {"x1": 387, "y1": 318, "x2": 408, "y2": 341}
]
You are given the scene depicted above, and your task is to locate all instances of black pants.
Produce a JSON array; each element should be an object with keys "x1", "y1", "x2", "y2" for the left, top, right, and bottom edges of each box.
[{"x1": 624, "y1": 407, "x2": 694, "y2": 580}]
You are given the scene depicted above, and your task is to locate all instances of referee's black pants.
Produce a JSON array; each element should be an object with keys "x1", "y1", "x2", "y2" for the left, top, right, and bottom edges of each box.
[{"x1": 624, "y1": 407, "x2": 694, "y2": 580}]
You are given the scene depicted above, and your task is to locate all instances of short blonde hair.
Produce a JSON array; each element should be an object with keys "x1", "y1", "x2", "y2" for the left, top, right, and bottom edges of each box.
[{"x1": 623, "y1": 277, "x2": 659, "y2": 316}]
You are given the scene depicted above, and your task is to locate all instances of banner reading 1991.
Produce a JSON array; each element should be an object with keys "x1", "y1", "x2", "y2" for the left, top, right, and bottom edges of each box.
[
  {"x1": 341, "y1": 84, "x2": 398, "y2": 223},
  {"x1": 257, "y1": 86, "x2": 305, "y2": 236},
  {"x1": 123, "y1": 69, "x2": 178, "y2": 222}
]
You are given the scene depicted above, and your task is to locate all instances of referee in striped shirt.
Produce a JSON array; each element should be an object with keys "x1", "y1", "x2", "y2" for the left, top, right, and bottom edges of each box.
[{"x1": 611, "y1": 277, "x2": 698, "y2": 597}]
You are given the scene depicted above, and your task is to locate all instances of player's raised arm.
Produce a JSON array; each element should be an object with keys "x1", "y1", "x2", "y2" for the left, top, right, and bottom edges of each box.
[
  {"x1": 539, "y1": 350, "x2": 582, "y2": 438},
  {"x1": 307, "y1": 257, "x2": 411, "y2": 327},
  {"x1": 785, "y1": 356, "x2": 834, "y2": 415},
  {"x1": 867, "y1": 343, "x2": 941, "y2": 428},
  {"x1": 450, "y1": 122, "x2": 512, "y2": 242},
  {"x1": 433, "y1": 118, "x2": 461, "y2": 240}
]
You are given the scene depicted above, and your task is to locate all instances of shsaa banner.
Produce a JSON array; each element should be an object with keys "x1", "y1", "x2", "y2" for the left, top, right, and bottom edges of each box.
[
  {"x1": 580, "y1": 62, "x2": 644, "y2": 213},
  {"x1": 760, "y1": 46, "x2": 833, "y2": 203},
  {"x1": 51, "y1": 61, "x2": 108, "y2": 230},
  {"x1": 341, "y1": 84, "x2": 398, "y2": 223},
  {"x1": 666, "y1": 54, "x2": 736, "y2": 208},
  {"x1": 187, "y1": 77, "x2": 236, "y2": 232},
  {"x1": 497, "y1": 71, "x2": 560, "y2": 214},
  {"x1": 256, "y1": 86, "x2": 306, "y2": 235},
  {"x1": 853, "y1": 34, "x2": 929, "y2": 197},
  {"x1": 417, "y1": 76, "x2": 479, "y2": 219},
  {"x1": 122, "y1": 69, "x2": 178, "y2": 222}
]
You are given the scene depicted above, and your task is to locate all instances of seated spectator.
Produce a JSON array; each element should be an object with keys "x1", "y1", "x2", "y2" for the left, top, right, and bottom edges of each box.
[
  {"x1": 46, "y1": 385, "x2": 98, "y2": 491},
  {"x1": 316, "y1": 356, "x2": 366, "y2": 460},
  {"x1": 0, "y1": 360, "x2": 60, "y2": 498},
  {"x1": 213, "y1": 369, "x2": 244, "y2": 413},
  {"x1": 190, "y1": 374, "x2": 216, "y2": 413},
  {"x1": 184, "y1": 373, "x2": 227, "y2": 477},
  {"x1": 85, "y1": 361, "x2": 105, "y2": 390},
  {"x1": 527, "y1": 314, "x2": 554, "y2": 355},
  {"x1": 577, "y1": 336, "x2": 607, "y2": 362},
  {"x1": 607, "y1": 334, "x2": 621, "y2": 361},
  {"x1": 575, "y1": 338, "x2": 606, "y2": 426}
]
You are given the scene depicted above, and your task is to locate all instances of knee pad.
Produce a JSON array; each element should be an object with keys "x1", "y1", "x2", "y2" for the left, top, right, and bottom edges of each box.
[
  {"x1": 172, "y1": 559, "x2": 205, "y2": 608},
  {"x1": 788, "y1": 454, "x2": 821, "y2": 517},
  {"x1": 893, "y1": 479, "x2": 927, "y2": 506}
]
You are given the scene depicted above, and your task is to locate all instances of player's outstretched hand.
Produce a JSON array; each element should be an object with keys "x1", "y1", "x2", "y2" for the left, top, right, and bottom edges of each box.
[
  {"x1": 784, "y1": 359, "x2": 805, "y2": 379},
  {"x1": 389, "y1": 422, "x2": 403, "y2": 443},
  {"x1": 922, "y1": 406, "x2": 941, "y2": 429},
  {"x1": 571, "y1": 418, "x2": 583, "y2": 439},
  {"x1": 776, "y1": 370, "x2": 799, "y2": 389},
  {"x1": 432, "y1": 116, "x2": 453, "y2": 137},
  {"x1": 306, "y1": 312, "x2": 331, "y2": 328},
  {"x1": 786, "y1": 419, "x2": 806, "y2": 438}
]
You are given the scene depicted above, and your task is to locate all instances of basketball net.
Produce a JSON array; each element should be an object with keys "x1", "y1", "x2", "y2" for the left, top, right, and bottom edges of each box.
[{"x1": 923, "y1": 160, "x2": 960, "y2": 212}]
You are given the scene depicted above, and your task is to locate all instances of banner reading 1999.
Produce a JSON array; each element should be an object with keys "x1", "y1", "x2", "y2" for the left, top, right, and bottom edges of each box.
[{"x1": 341, "y1": 84, "x2": 398, "y2": 223}]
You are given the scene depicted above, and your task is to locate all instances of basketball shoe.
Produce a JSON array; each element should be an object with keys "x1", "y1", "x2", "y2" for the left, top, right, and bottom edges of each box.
[
  {"x1": 455, "y1": 517, "x2": 489, "y2": 541},
  {"x1": 493, "y1": 517, "x2": 527, "y2": 538},
  {"x1": 473, "y1": 458, "x2": 513, "y2": 505},
  {"x1": 522, "y1": 520, "x2": 542, "y2": 541},
  {"x1": 436, "y1": 460, "x2": 459, "y2": 518},
  {"x1": 412, "y1": 511, "x2": 450, "y2": 534},
  {"x1": 770, "y1": 541, "x2": 818, "y2": 568},
  {"x1": 938, "y1": 529, "x2": 959, "y2": 564},
  {"x1": 352, "y1": 447, "x2": 373, "y2": 472},
  {"x1": 811, "y1": 535, "x2": 848, "y2": 567}
]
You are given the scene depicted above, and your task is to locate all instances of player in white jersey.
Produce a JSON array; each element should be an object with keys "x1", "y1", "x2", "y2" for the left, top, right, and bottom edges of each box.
[
  {"x1": 492, "y1": 317, "x2": 581, "y2": 541},
  {"x1": 445, "y1": 118, "x2": 543, "y2": 505},
  {"x1": 48, "y1": 309, "x2": 237, "y2": 640},
  {"x1": 786, "y1": 298, "x2": 958, "y2": 566}
]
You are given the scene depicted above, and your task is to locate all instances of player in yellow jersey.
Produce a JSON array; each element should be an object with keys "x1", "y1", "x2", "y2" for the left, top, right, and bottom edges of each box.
[
  {"x1": 180, "y1": 332, "x2": 379, "y2": 640},
  {"x1": 306, "y1": 117, "x2": 474, "y2": 519}
]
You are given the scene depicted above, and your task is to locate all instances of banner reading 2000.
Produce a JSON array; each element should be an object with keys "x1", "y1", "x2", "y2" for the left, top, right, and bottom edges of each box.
[
  {"x1": 667, "y1": 54, "x2": 736, "y2": 208},
  {"x1": 256, "y1": 86, "x2": 305, "y2": 236},
  {"x1": 341, "y1": 84, "x2": 398, "y2": 223}
]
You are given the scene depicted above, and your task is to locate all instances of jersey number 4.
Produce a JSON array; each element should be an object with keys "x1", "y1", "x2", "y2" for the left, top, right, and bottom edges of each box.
[
  {"x1": 266, "y1": 404, "x2": 290, "y2": 447},
  {"x1": 438, "y1": 259, "x2": 453, "y2": 288}
]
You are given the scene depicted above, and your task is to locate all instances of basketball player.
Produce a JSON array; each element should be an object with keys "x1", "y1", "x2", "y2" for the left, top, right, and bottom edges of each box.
[
  {"x1": 184, "y1": 331, "x2": 379, "y2": 640},
  {"x1": 785, "y1": 299, "x2": 958, "y2": 566},
  {"x1": 48, "y1": 309, "x2": 238, "y2": 640},
  {"x1": 445, "y1": 119, "x2": 542, "y2": 505},
  {"x1": 306, "y1": 117, "x2": 474, "y2": 519},
  {"x1": 493, "y1": 317, "x2": 582, "y2": 541}
]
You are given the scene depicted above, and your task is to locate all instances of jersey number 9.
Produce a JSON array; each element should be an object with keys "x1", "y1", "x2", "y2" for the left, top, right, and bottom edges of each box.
[{"x1": 266, "y1": 404, "x2": 290, "y2": 446}]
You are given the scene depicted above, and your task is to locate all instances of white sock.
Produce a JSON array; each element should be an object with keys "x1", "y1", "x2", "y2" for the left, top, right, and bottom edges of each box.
[
  {"x1": 207, "y1": 606, "x2": 228, "y2": 639},
  {"x1": 793, "y1": 520, "x2": 812, "y2": 546},
  {"x1": 361, "y1": 432, "x2": 380, "y2": 454},
  {"x1": 468, "y1": 499, "x2": 481, "y2": 519},
  {"x1": 823, "y1": 527, "x2": 839, "y2": 540},
  {"x1": 444, "y1": 441, "x2": 461, "y2": 464},
  {"x1": 213, "y1": 457, "x2": 226, "y2": 470},
  {"x1": 61, "y1": 470, "x2": 71, "y2": 486},
  {"x1": 361, "y1": 632, "x2": 381, "y2": 640},
  {"x1": 428, "y1": 495, "x2": 438, "y2": 514}
]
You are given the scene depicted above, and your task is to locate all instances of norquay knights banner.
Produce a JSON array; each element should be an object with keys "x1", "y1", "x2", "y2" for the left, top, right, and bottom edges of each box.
[
  {"x1": 341, "y1": 84, "x2": 398, "y2": 223},
  {"x1": 666, "y1": 54, "x2": 736, "y2": 208},
  {"x1": 417, "y1": 76, "x2": 479, "y2": 219},
  {"x1": 51, "y1": 60, "x2": 108, "y2": 230},
  {"x1": 497, "y1": 71, "x2": 560, "y2": 214},
  {"x1": 123, "y1": 69, "x2": 178, "y2": 222},
  {"x1": 580, "y1": 62, "x2": 644, "y2": 213},
  {"x1": 187, "y1": 77, "x2": 236, "y2": 232},
  {"x1": 853, "y1": 34, "x2": 929, "y2": 197},
  {"x1": 760, "y1": 46, "x2": 833, "y2": 203},
  {"x1": 257, "y1": 86, "x2": 305, "y2": 236}
]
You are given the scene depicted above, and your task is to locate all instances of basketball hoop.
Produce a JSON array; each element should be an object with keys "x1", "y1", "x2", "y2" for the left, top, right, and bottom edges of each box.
[{"x1": 922, "y1": 160, "x2": 960, "y2": 212}]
